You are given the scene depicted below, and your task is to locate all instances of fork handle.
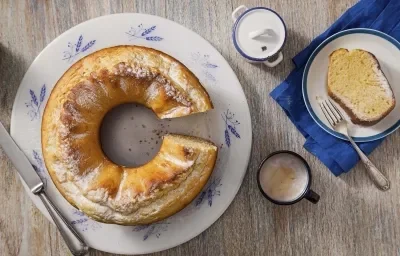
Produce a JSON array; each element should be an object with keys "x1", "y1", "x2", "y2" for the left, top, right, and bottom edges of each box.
[{"x1": 347, "y1": 136, "x2": 390, "y2": 191}]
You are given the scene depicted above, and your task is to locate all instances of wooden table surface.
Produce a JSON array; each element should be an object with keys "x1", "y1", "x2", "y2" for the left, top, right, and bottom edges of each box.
[{"x1": 1, "y1": 0, "x2": 400, "y2": 255}]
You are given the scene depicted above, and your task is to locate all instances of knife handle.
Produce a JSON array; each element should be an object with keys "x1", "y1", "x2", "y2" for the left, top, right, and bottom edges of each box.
[{"x1": 37, "y1": 192, "x2": 89, "y2": 256}]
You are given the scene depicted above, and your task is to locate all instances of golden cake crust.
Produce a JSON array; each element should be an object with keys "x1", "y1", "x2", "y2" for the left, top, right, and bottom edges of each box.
[{"x1": 41, "y1": 45, "x2": 217, "y2": 225}]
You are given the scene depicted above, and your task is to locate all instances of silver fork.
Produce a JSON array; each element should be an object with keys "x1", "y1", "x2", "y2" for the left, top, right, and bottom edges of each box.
[{"x1": 319, "y1": 100, "x2": 390, "y2": 191}]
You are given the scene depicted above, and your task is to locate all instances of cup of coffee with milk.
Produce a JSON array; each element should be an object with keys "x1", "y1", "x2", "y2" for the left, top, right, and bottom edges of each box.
[
  {"x1": 257, "y1": 151, "x2": 320, "y2": 205},
  {"x1": 231, "y1": 5, "x2": 286, "y2": 67}
]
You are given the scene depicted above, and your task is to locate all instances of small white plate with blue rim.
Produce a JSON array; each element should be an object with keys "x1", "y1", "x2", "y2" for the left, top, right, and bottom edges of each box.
[
  {"x1": 303, "y1": 28, "x2": 400, "y2": 142},
  {"x1": 10, "y1": 13, "x2": 252, "y2": 254}
]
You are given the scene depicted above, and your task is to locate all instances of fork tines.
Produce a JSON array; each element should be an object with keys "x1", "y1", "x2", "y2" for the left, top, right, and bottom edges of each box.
[{"x1": 319, "y1": 99, "x2": 345, "y2": 127}]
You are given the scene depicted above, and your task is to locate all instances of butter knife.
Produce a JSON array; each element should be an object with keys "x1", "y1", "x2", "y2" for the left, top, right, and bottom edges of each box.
[{"x1": 0, "y1": 121, "x2": 89, "y2": 256}]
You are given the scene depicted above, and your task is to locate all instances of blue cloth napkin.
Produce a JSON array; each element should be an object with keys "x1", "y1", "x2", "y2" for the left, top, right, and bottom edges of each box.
[{"x1": 270, "y1": 0, "x2": 400, "y2": 176}]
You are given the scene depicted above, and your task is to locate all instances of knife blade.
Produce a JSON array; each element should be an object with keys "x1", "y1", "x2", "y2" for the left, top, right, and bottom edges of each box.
[{"x1": 0, "y1": 121, "x2": 43, "y2": 194}]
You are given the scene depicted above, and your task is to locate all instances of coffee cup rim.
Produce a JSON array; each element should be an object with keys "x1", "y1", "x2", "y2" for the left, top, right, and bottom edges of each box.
[{"x1": 256, "y1": 150, "x2": 312, "y2": 205}]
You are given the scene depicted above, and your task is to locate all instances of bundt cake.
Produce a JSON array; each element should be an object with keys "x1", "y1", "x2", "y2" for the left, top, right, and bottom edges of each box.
[
  {"x1": 328, "y1": 48, "x2": 395, "y2": 125},
  {"x1": 42, "y1": 45, "x2": 218, "y2": 225}
]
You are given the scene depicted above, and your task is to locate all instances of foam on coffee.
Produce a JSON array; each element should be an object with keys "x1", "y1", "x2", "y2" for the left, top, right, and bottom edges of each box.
[{"x1": 259, "y1": 153, "x2": 309, "y2": 202}]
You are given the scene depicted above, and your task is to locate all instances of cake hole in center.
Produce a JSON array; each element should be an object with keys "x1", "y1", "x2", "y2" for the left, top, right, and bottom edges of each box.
[{"x1": 100, "y1": 103, "x2": 164, "y2": 168}]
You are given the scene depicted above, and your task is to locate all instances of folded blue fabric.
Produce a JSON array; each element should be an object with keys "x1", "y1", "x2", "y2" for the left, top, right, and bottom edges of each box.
[{"x1": 270, "y1": 0, "x2": 400, "y2": 176}]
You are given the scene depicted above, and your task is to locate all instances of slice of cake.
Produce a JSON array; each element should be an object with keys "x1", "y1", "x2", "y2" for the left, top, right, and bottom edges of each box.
[{"x1": 327, "y1": 48, "x2": 395, "y2": 125}]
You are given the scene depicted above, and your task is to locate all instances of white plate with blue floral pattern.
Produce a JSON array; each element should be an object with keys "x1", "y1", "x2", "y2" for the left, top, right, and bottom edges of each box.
[{"x1": 10, "y1": 13, "x2": 252, "y2": 254}]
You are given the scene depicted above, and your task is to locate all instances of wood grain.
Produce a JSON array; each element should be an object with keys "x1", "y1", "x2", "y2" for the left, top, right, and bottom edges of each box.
[{"x1": 1, "y1": 0, "x2": 400, "y2": 255}]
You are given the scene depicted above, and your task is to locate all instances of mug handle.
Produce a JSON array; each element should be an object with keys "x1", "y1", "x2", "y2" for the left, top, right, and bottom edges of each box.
[
  {"x1": 232, "y1": 5, "x2": 248, "y2": 22},
  {"x1": 304, "y1": 189, "x2": 320, "y2": 204},
  {"x1": 263, "y1": 52, "x2": 283, "y2": 68}
]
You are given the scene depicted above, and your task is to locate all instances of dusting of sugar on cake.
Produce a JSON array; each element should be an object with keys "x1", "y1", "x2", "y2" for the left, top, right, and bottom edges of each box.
[
  {"x1": 112, "y1": 62, "x2": 156, "y2": 79},
  {"x1": 372, "y1": 65, "x2": 394, "y2": 99},
  {"x1": 41, "y1": 46, "x2": 215, "y2": 224}
]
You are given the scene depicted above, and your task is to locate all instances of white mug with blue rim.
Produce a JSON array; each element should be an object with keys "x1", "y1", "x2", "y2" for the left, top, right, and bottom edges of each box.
[{"x1": 232, "y1": 5, "x2": 287, "y2": 67}]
